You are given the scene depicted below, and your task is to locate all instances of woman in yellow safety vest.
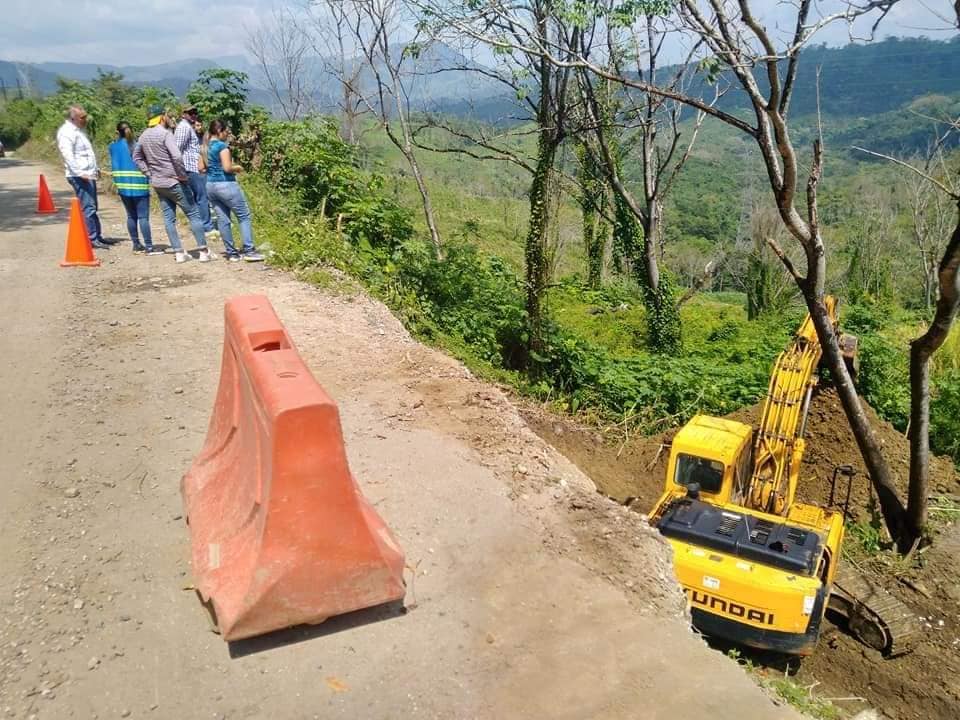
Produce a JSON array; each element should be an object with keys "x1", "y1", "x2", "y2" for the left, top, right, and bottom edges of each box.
[{"x1": 108, "y1": 122, "x2": 162, "y2": 255}]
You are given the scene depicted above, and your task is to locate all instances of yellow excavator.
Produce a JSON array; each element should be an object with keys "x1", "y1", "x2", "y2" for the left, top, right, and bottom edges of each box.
[{"x1": 647, "y1": 297, "x2": 917, "y2": 656}]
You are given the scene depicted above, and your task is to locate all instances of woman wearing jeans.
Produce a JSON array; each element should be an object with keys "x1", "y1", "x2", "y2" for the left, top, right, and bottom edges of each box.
[
  {"x1": 205, "y1": 120, "x2": 264, "y2": 262},
  {"x1": 108, "y1": 122, "x2": 162, "y2": 254}
]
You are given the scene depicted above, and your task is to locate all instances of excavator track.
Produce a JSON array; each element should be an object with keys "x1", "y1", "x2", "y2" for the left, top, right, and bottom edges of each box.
[{"x1": 827, "y1": 562, "x2": 920, "y2": 657}]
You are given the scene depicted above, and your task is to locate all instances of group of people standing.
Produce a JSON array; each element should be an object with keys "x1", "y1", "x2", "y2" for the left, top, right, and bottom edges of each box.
[{"x1": 56, "y1": 104, "x2": 263, "y2": 263}]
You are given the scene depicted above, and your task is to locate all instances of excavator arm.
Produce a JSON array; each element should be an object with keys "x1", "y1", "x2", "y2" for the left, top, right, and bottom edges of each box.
[{"x1": 746, "y1": 298, "x2": 838, "y2": 515}]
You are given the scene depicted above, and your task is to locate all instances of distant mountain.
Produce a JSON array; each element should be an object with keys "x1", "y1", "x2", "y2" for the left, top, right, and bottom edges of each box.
[
  {"x1": 31, "y1": 56, "x2": 255, "y2": 83},
  {"x1": 0, "y1": 46, "x2": 512, "y2": 117},
  {"x1": 6, "y1": 36, "x2": 960, "y2": 130},
  {"x1": 0, "y1": 55, "x2": 257, "y2": 99},
  {"x1": 683, "y1": 36, "x2": 960, "y2": 120},
  {"x1": 0, "y1": 60, "x2": 61, "y2": 96}
]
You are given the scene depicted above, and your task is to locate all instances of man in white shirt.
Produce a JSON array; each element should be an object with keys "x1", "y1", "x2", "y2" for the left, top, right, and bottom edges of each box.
[{"x1": 56, "y1": 105, "x2": 110, "y2": 250}]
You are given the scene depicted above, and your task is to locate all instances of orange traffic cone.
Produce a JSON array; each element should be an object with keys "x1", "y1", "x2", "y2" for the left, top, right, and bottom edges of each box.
[
  {"x1": 37, "y1": 174, "x2": 57, "y2": 214},
  {"x1": 60, "y1": 198, "x2": 101, "y2": 267}
]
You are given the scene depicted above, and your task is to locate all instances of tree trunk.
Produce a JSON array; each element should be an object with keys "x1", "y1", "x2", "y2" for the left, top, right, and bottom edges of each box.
[
  {"x1": 907, "y1": 207, "x2": 960, "y2": 540},
  {"x1": 588, "y1": 221, "x2": 607, "y2": 289},
  {"x1": 582, "y1": 209, "x2": 603, "y2": 288},
  {"x1": 386, "y1": 76, "x2": 442, "y2": 259},
  {"x1": 908, "y1": 347, "x2": 931, "y2": 542},
  {"x1": 578, "y1": 146, "x2": 606, "y2": 289},
  {"x1": 525, "y1": 134, "x2": 559, "y2": 371},
  {"x1": 805, "y1": 290, "x2": 908, "y2": 542},
  {"x1": 640, "y1": 208, "x2": 681, "y2": 353},
  {"x1": 341, "y1": 81, "x2": 356, "y2": 145},
  {"x1": 403, "y1": 146, "x2": 443, "y2": 259}
]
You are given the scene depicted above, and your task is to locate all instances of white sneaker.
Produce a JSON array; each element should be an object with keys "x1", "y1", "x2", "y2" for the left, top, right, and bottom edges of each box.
[
  {"x1": 175, "y1": 251, "x2": 191, "y2": 264},
  {"x1": 197, "y1": 249, "x2": 215, "y2": 263}
]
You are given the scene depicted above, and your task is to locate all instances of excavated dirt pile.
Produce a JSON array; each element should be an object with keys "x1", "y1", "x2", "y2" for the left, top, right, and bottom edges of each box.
[
  {"x1": 522, "y1": 388, "x2": 960, "y2": 720},
  {"x1": 524, "y1": 387, "x2": 960, "y2": 518}
]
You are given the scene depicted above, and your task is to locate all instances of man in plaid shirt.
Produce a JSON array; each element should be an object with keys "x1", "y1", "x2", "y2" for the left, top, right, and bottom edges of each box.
[
  {"x1": 133, "y1": 106, "x2": 215, "y2": 264},
  {"x1": 174, "y1": 105, "x2": 218, "y2": 242}
]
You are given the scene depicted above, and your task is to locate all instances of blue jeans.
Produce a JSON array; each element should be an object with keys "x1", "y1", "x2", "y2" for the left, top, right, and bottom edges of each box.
[
  {"x1": 119, "y1": 195, "x2": 153, "y2": 248},
  {"x1": 154, "y1": 183, "x2": 207, "y2": 252},
  {"x1": 185, "y1": 171, "x2": 215, "y2": 233},
  {"x1": 207, "y1": 181, "x2": 256, "y2": 256},
  {"x1": 66, "y1": 176, "x2": 102, "y2": 242}
]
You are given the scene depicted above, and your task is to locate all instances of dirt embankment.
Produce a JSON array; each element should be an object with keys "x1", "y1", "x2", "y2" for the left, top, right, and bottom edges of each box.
[
  {"x1": 522, "y1": 388, "x2": 960, "y2": 720},
  {"x1": 525, "y1": 387, "x2": 960, "y2": 517}
]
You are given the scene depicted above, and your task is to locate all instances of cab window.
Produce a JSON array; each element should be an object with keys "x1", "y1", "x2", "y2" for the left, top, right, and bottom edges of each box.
[{"x1": 674, "y1": 454, "x2": 724, "y2": 494}]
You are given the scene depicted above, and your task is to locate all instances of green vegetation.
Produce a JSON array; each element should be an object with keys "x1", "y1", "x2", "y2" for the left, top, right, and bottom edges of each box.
[
  {"x1": 2, "y1": 48, "x2": 959, "y2": 471},
  {"x1": 726, "y1": 649, "x2": 842, "y2": 720}
]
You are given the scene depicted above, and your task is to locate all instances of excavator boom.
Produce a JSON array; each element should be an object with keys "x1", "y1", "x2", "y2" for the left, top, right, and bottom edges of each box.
[{"x1": 746, "y1": 298, "x2": 837, "y2": 516}]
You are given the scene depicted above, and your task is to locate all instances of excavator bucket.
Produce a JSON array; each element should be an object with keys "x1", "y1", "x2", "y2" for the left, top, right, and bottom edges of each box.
[{"x1": 181, "y1": 295, "x2": 406, "y2": 641}]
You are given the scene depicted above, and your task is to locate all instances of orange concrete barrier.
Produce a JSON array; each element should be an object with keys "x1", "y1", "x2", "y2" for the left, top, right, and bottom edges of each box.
[
  {"x1": 37, "y1": 174, "x2": 57, "y2": 214},
  {"x1": 182, "y1": 295, "x2": 406, "y2": 641},
  {"x1": 60, "y1": 198, "x2": 100, "y2": 267}
]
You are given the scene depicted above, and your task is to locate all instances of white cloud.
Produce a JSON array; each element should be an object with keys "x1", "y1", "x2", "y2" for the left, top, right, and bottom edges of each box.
[
  {"x1": 0, "y1": 0, "x2": 270, "y2": 64},
  {"x1": 0, "y1": 0, "x2": 956, "y2": 67}
]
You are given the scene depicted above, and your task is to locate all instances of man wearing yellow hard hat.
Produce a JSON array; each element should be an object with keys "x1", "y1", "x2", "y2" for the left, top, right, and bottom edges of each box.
[{"x1": 133, "y1": 105, "x2": 216, "y2": 263}]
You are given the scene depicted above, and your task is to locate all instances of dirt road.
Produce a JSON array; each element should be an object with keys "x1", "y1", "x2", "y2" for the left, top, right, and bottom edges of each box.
[{"x1": 0, "y1": 159, "x2": 797, "y2": 719}]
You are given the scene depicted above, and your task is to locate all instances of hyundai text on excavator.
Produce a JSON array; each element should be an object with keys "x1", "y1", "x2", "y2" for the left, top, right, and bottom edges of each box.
[{"x1": 647, "y1": 297, "x2": 917, "y2": 656}]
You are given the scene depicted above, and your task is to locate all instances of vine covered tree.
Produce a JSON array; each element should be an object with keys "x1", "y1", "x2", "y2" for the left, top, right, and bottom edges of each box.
[{"x1": 411, "y1": 0, "x2": 583, "y2": 369}]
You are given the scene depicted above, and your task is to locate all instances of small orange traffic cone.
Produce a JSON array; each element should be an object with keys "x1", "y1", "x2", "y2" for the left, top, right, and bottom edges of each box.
[
  {"x1": 60, "y1": 198, "x2": 100, "y2": 267},
  {"x1": 37, "y1": 174, "x2": 57, "y2": 214}
]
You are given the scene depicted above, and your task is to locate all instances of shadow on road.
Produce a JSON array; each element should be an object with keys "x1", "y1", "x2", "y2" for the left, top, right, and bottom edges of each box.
[
  {"x1": 0, "y1": 159, "x2": 74, "y2": 234},
  {"x1": 226, "y1": 600, "x2": 408, "y2": 659}
]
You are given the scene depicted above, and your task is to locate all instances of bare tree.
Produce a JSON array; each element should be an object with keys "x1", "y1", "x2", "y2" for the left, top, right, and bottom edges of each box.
[
  {"x1": 574, "y1": 9, "x2": 715, "y2": 352},
  {"x1": 311, "y1": 0, "x2": 442, "y2": 257},
  {"x1": 855, "y1": 122, "x2": 960, "y2": 541},
  {"x1": 306, "y1": 0, "x2": 367, "y2": 144},
  {"x1": 497, "y1": 0, "x2": 911, "y2": 540},
  {"x1": 672, "y1": 1, "x2": 915, "y2": 541},
  {"x1": 906, "y1": 150, "x2": 954, "y2": 310},
  {"x1": 246, "y1": 6, "x2": 316, "y2": 120}
]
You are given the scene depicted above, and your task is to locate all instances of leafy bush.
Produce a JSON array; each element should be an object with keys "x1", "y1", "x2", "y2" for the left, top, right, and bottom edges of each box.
[
  {"x1": 844, "y1": 299, "x2": 897, "y2": 334},
  {"x1": 540, "y1": 329, "x2": 773, "y2": 425},
  {"x1": 258, "y1": 119, "x2": 413, "y2": 250},
  {"x1": 243, "y1": 174, "x2": 359, "y2": 274},
  {"x1": 0, "y1": 98, "x2": 42, "y2": 148},
  {"x1": 389, "y1": 240, "x2": 526, "y2": 367},
  {"x1": 931, "y1": 369, "x2": 960, "y2": 465},
  {"x1": 857, "y1": 333, "x2": 910, "y2": 431},
  {"x1": 186, "y1": 69, "x2": 250, "y2": 131}
]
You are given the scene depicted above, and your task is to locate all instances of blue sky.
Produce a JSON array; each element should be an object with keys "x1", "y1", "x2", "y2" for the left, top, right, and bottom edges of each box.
[{"x1": 0, "y1": 0, "x2": 957, "y2": 66}]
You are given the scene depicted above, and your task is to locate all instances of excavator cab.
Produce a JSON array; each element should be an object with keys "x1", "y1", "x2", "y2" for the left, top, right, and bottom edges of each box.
[{"x1": 664, "y1": 415, "x2": 753, "y2": 506}]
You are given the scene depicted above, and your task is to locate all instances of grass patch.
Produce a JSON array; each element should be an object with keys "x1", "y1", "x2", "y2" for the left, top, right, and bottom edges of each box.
[
  {"x1": 929, "y1": 494, "x2": 960, "y2": 529},
  {"x1": 727, "y1": 650, "x2": 842, "y2": 720}
]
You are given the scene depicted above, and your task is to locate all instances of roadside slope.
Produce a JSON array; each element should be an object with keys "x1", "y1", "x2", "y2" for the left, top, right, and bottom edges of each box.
[{"x1": 0, "y1": 159, "x2": 797, "y2": 720}]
